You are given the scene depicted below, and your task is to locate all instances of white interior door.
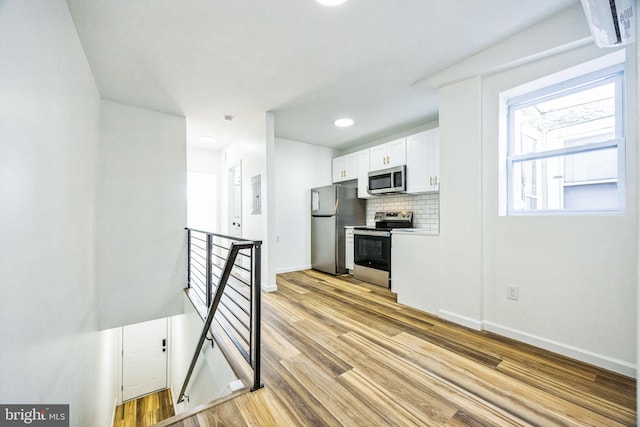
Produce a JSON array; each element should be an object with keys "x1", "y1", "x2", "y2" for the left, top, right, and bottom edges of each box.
[
  {"x1": 228, "y1": 163, "x2": 242, "y2": 237},
  {"x1": 122, "y1": 318, "x2": 168, "y2": 401}
]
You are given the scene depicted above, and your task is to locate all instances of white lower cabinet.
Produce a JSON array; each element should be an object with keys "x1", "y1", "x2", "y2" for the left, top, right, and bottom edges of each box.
[
  {"x1": 391, "y1": 232, "x2": 439, "y2": 315},
  {"x1": 345, "y1": 227, "x2": 355, "y2": 271}
]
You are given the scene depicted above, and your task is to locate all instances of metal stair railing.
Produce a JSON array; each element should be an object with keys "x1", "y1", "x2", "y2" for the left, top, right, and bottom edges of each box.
[{"x1": 178, "y1": 236, "x2": 263, "y2": 404}]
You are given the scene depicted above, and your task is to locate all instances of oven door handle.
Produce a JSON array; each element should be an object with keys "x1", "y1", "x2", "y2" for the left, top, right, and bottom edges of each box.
[{"x1": 353, "y1": 230, "x2": 391, "y2": 237}]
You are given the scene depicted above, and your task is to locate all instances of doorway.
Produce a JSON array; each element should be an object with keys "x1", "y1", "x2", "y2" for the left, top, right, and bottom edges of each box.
[
  {"x1": 228, "y1": 162, "x2": 242, "y2": 237},
  {"x1": 187, "y1": 172, "x2": 218, "y2": 232},
  {"x1": 122, "y1": 318, "x2": 168, "y2": 401}
]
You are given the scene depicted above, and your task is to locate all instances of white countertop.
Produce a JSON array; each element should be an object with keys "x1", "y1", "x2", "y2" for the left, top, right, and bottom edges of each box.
[{"x1": 392, "y1": 228, "x2": 439, "y2": 236}]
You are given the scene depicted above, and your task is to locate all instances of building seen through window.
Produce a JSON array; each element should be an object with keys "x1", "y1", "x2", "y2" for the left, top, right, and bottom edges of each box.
[{"x1": 506, "y1": 66, "x2": 624, "y2": 214}]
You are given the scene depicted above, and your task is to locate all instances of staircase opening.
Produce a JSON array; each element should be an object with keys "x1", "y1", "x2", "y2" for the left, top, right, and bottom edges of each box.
[
  {"x1": 166, "y1": 229, "x2": 263, "y2": 424},
  {"x1": 111, "y1": 229, "x2": 263, "y2": 426}
]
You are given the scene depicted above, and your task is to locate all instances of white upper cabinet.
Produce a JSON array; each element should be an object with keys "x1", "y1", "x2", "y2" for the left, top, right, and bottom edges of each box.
[
  {"x1": 369, "y1": 138, "x2": 406, "y2": 171},
  {"x1": 406, "y1": 128, "x2": 440, "y2": 193},
  {"x1": 332, "y1": 130, "x2": 438, "y2": 192},
  {"x1": 369, "y1": 144, "x2": 388, "y2": 171},
  {"x1": 387, "y1": 138, "x2": 407, "y2": 167},
  {"x1": 357, "y1": 148, "x2": 372, "y2": 199},
  {"x1": 332, "y1": 152, "x2": 358, "y2": 183}
]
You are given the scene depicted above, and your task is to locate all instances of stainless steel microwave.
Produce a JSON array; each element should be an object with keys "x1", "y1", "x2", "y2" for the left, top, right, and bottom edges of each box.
[{"x1": 368, "y1": 165, "x2": 406, "y2": 195}]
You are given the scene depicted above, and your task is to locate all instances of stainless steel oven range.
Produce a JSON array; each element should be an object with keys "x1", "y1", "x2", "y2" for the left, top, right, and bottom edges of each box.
[{"x1": 353, "y1": 211, "x2": 413, "y2": 288}]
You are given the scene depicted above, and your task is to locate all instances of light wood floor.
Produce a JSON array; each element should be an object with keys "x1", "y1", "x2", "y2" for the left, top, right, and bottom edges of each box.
[
  {"x1": 113, "y1": 389, "x2": 175, "y2": 427},
  {"x1": 167, "y1": 270, "x2": 636, "y2": 426}
]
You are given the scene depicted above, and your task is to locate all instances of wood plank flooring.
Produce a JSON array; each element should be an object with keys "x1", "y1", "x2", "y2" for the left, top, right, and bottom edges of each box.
[
  {"x1": 113, "y1": 389, "x2": 175, "y2": 427},
  {"x1": 167, "y1": 270, "x2": 636, "y2": 426}
]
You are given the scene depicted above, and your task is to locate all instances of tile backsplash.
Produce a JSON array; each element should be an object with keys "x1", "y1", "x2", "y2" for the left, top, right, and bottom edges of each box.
[{"x1": 366, "y1": 193, "x2": 439, "y2": 232}]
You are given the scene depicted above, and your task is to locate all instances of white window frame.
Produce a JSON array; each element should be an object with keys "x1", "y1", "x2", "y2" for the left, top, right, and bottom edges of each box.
[{"x1": 505, "y1": 64, "x2": 626, "y2": 215}]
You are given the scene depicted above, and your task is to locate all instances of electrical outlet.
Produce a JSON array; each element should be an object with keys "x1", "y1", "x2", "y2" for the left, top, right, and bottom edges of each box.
[{"x1": 506, "y1": 284, "x2": 519, "y2": 301}]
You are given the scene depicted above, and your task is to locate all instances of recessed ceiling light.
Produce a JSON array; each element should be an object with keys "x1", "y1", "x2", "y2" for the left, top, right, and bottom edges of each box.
[
  {"x1": 334, "y1": 118, "x2": 354, "y2": 127},
  {"x1": 316, "y1": 0, "x2": 348, "y2": 6}
]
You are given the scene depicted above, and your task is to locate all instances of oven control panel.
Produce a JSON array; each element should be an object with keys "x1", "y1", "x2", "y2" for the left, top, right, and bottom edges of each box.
[{"x1": 374, "y1": 211, "x2": 412, "y2": 221}]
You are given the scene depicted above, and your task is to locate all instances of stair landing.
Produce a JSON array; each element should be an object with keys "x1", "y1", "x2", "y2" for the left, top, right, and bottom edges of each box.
[{"x1": 113, "y1": 388, "x2": 175, "y2": 427}]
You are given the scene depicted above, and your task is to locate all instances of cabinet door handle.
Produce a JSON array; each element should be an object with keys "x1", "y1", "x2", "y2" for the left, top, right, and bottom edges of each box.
[{"x1": 434, "y1": 176, "x2": 439, "y2": 186}]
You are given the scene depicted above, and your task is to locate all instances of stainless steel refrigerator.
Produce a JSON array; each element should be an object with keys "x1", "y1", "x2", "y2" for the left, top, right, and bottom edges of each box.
[{"x1": 311, "y1": 184, "x2": 365, "y2": 275}]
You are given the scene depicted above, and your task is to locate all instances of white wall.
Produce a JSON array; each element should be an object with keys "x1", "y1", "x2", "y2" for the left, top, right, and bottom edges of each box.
[
  {"x1": 187, "y1": 172, "x2": 217, "y2": 232},
  {"x1": 169, "y1": 296, "x2": 237, "y2": 413},
  {"x1": 222, "y1": 142, "x2": 264, "y2": 245},
  {"x1": 217, "y1": 127, "x2": 334, "y2": 289},
  {"x1": 274, "y1": 138, "x2": 334, "y2": 273},
  {"x1": 336, "y1": 121, "x2": 438, "y2": 156},
  {"x1": 95, "y1": 327, "x2": 122, "y2": 423},
  {"x1": 187, "y1": 146, "x2": 221, "y2": 174},
  {"x1": 482, "y1": 45, "x2": 637, "y2": 375},
  {"x1": 437, "y1": 5, "x2": 637, "y2": 375},
  {"x1": 438, "y1": 77, "x2": 485, "y2": 329},
  {"x1": 636, "y1": 3, "x2": 640, "y2": 418},
  {"x1": 0, "y1": 1, "x2": 117, "y2": 425},
  {"x1": 219, "y1": 116, "x2": 273, "y2": 289},
  {"x1": 97, "y1": 100, "x2": 187, "y2": 329},
  {"x1": 266, "y1": 113, "x2": 278, "y2": 290},
  {"x1": 187, "y1": 147, "x2": 221, "y2": 233}
]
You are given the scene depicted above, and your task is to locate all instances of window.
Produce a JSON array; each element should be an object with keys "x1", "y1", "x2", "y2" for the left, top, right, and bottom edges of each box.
[{"x1": 505, "y1": 65, "x2": 625, "y2": 214}]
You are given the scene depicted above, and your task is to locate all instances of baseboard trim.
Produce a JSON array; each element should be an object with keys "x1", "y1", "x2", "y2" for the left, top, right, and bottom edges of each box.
[
  {"x1": 275, "y1": 265, "x2": 310, "y2": 274},
  {"x1": 438, "y1": 309, "x2": 483, "y2": 331},
  {"x1": 110, "y1": 397, "x2": 118, "y2": 427},
  {"x1": 483, "y1": 321, "x2": 636, "y2": 378},
  {"x1": 262, "y1": 282, "x2": 278, "y2": 293}
]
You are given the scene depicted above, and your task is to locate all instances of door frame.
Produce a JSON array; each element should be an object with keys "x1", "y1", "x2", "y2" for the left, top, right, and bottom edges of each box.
[{"x1": 120, "y1": 317, "x2": 169, "y2": 402}]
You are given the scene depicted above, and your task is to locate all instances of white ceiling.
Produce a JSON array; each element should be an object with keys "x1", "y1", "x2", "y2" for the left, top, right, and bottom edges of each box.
[{"x1": 66, "y1": 0, "x2": 579, "y2": 151}]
